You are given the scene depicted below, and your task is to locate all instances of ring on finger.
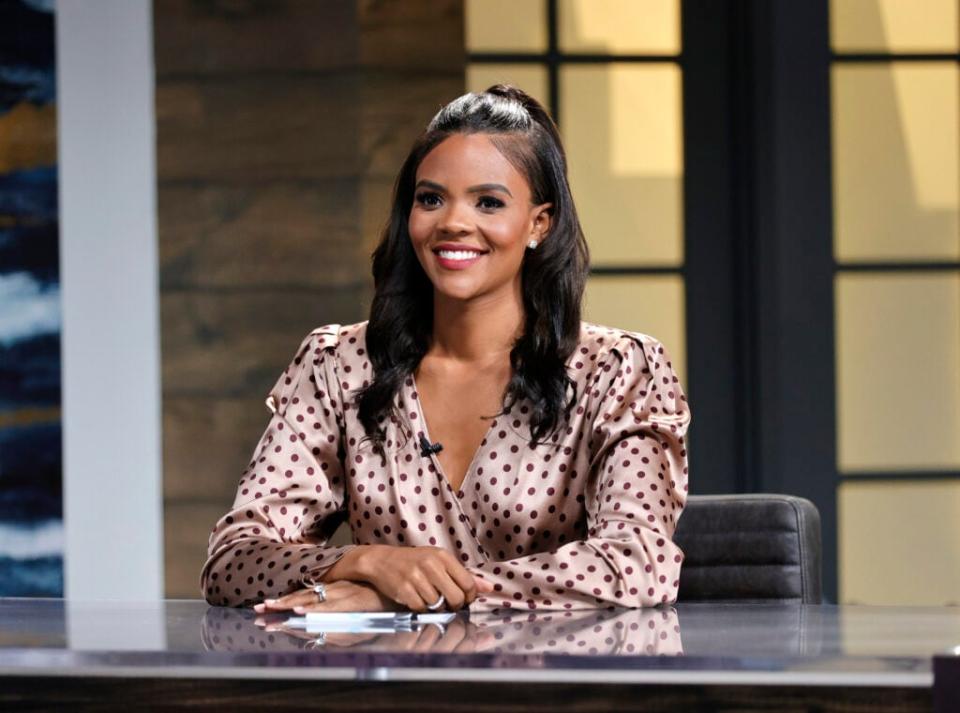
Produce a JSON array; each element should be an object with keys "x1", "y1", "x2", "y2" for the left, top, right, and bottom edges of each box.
[
  {"x1": 302, "y1": 575, "x2": 328, "y2": 604},
  {"x1": 305, "y1": 632, "x2": 326, "y2": 649},
  {"x1": 429, "y1": 622, "x2": 447, "y2": 636},
  {"x1": 426, "y1": 594, "x2": 445, "y2": 611}
]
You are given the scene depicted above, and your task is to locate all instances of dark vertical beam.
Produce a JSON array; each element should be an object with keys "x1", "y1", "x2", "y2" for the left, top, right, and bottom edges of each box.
[
  {"x1": 546, "y1": 0, "x2": 560, "y2": 123},
  {"x1": 683, "y1": 0, "x2": 838, "y2": 601},
  {"x1": 681, "y1": 1, "x2": 744, "y2": 496},
  {"x1": 749, "y1": 0, "x2": 838, "y2": 601}
]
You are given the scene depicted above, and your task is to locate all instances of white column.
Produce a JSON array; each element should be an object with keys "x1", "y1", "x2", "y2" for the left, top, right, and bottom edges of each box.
[{"x1": 57, "y1": 0, "x2": 163, "y2": 601}]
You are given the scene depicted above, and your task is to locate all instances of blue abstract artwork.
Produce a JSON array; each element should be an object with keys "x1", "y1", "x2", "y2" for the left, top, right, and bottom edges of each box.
[{"x1": 0, "y1": 0, "x2": 62, "y2": 596}]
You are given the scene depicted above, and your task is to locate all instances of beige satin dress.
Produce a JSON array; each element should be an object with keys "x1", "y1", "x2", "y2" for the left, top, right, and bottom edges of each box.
[{"x1": 201, "y1": 320, "x2": 691, "y2": 611}]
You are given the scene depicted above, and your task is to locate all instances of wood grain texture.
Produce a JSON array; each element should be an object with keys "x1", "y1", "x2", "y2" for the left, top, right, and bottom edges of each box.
[
  {"x1": 163, "y1": 395, "x2": 269, "y2": 503},
  {"x1": 156, "y1": 77, "x2": 362, "y2": 181},
  {"x1": 360, "y1": 177, "x2": 393, "y2": 256},
  {"x1": 161, "y1": 288, "x2": 367, "y2": 395},
  {"x1": 158, "y1": 181, "x2": 364, "y2": 289},
  {"x1": 358, "y1": 0, "x2": 465, "y2": 70},
  {"x1": 154, "y1": 0, "x2": 358, "y2": 76},
  {"x1": 164, "y1": 500, "x2": 227, "y2": 598},
  {"x1": 358, "y1": 73, "x2": 466, "y2": 179}
]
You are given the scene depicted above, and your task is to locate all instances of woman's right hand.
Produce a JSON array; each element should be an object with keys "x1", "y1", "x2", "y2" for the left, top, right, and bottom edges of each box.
[{"x1": 352, "y1": 544, "x2": 494, "y2": 612}]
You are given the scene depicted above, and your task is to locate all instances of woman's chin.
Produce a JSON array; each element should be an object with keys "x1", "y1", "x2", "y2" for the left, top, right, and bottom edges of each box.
[
  {"x1": 432, "y1": 278, "x2": 487, "y2": 302},
  {"x1": 435, "y1": 288, "x2": 482, "y2": 304}
]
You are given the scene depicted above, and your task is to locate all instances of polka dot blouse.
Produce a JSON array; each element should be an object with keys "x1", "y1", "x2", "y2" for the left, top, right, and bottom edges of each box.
[{"x1": 201, "y1": 321, "x2": 691, "y2": 611}]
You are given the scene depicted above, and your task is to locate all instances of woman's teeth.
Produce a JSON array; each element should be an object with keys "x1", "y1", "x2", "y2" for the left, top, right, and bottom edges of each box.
[{"x1": 437, "y1": 250, "x2": 483, "y2": 261}]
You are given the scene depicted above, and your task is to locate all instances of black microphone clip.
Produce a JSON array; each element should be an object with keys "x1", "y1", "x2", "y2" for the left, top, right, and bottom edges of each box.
[{"x1": 419, "y1": 434, "x2": 443, "y2": 457}]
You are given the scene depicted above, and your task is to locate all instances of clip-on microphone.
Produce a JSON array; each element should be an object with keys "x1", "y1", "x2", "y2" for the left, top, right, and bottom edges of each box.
[{"x1": 419, "y1": 434, "x2": 443, "y2": 457}]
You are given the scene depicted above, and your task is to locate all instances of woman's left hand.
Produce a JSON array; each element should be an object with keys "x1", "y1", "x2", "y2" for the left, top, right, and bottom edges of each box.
[{"x1": 253, "y1": 580, "x2": 400, "y2": 614}]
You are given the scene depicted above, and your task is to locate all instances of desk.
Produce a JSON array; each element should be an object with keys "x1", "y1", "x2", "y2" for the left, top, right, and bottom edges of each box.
[{"x1": 1, "y1": 599, "x2": 958, "y2": 711}]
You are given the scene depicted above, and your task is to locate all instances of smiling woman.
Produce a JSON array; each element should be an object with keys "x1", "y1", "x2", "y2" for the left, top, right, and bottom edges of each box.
[{"x1": 200, "y1": 86, "x2": 691, "y2": 615}]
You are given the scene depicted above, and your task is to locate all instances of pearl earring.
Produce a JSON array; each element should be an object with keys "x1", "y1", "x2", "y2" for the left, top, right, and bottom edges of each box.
[{"x1": 527, "y1": 239, "x2": 539, "y2": 250}]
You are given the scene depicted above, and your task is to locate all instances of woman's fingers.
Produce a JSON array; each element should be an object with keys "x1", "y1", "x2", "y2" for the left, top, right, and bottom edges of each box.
[
  {"x1": 323, "y1": 631, "x2": 381, "y2": 647},
  {"x1": 437, "y1": 551, "x2": 494, "y2": 601},
  {"x1": 298, "y1": 583, "x2": 389, "y2": 613},
  {"x1": 391, "y1": 630, "x2": 422, "y2": 651},
  {"x1": 429, "y1": 566, "x2": 469, "y2": 610},
  {"x1": 474, "y1": 574, "x2": 495, "y2": 593},
  {"x1": 410, "y1": 622, "x2": 443, "y2": 652},
  {"x1": 429, "y1": 620, "x2": 468, "y2": 653},
  {"x1": 407, "y1": 572, "x2": 442, "y2": 613},
  {"x1": 254, "y1": 581, "x2": 378, "y2": 615},
  {"x1": 254, "y1": 588, "x2": 318, "y2": 613},
  {"x1": 442, "y1": 557, "x2": 479, "y2": 603}
]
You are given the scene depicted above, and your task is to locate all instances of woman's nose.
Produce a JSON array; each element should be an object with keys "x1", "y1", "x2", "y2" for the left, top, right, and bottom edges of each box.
[{"x1": 438, "y1": 200, "x2": 472, "y2": 234}]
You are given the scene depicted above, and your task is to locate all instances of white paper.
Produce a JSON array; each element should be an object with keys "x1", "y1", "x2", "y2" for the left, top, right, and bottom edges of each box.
[{"x1": 283, "y1": 611, "x2": 456, "y2": 633}]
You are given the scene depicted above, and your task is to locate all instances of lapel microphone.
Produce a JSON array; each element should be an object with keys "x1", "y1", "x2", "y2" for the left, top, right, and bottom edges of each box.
[{"x1": 419, "y1": 434, "x2": 443, "y2": 457}]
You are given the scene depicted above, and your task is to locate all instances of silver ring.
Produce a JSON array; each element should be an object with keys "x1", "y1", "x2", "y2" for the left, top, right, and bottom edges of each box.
[
  {"x1": 312, "y1": 582, "x2": 327, "y2": 603},
  {"x1": 304, "y1": 632, "x2": 326, "y2": 649},
  {"x1": 426, "y1": 594, "x2": 445, "y2": 611},
  {"x1": 430, "y1": 622, "x2": 447, "y2": 636}
]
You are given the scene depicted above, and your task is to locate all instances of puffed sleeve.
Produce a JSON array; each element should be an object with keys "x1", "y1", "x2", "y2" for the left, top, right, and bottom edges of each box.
[
  {"x1": 200, "y1": 325, "x2": 356, "y2": 607},
  {"x1": 470, "y1": 332, "x2": 690, "y2": 611}
]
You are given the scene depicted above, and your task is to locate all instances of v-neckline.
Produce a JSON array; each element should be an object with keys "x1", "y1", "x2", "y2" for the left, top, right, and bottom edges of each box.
[{"x1": 408, "y1": 371, "x2": 500, "y2": 497}]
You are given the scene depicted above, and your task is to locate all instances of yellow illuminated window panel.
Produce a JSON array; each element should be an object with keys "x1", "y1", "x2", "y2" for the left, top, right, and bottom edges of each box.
[
  {"x1": 559, "y1": 0, "x2": 680, "y2": 54},
  {"x1": 839, "y1": 480, "x2": 960, "y2": 606},
  {"x1": 561, "y1": 64, "x2": 684, "y2": 266},
  {"x1": 832, "y1": 63, "x2": 960, "y2": 261},
  {"x1": 831, "y1": 0, "x2": 959, "y2": 53},
  {"x1": 583, "y1": 274, "x2": 686, "y2": 384},
  {"x1": 465, "y1": 0, "x2": 547, "y2": 52},
  {"x1": 466, "y1": 64, "x2": 550, "y2": 110},
  {"x1": 836, "y1": 273, "x2": 960, "y2": 471}
]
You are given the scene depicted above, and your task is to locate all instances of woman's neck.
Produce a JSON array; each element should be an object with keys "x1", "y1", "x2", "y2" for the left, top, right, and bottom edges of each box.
[{"x1": 428, "y1": 286, "x2": 524, "y2": 365}]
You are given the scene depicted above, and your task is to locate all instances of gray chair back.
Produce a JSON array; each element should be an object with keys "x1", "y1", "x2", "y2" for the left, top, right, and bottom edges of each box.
[{"x1": 673, "y1": 494, "x2": 822, "y2": 604}]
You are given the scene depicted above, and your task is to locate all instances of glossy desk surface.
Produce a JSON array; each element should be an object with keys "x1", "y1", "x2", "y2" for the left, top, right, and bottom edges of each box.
[{"x1": 1, "y1": 599, "x2": 958, "y2": 688}]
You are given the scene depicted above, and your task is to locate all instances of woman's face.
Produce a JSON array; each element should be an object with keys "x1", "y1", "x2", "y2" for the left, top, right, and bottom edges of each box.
[{"x1": 408, "y1": 133, "x2": 552, "y2": 305}]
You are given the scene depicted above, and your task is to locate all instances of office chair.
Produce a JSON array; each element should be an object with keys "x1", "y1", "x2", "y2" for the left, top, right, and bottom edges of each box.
[{"x1": 673, "y1": 494, "x2": 822, "y2": 604}]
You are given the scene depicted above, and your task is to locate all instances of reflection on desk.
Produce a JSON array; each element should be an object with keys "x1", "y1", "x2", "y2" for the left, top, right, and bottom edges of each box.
[
  {"x1": 1, "y1": 599, "x2": 959, "y2": 711},
  {"x1": 0, "y1": 598, "x2": 958, "y2": 686},
  {"x1": 202, "y1": 606, "x2": 682, "y2": 656}
]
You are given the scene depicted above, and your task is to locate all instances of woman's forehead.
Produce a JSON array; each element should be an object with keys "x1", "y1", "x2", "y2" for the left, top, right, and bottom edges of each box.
[{"x1": 417, "y1": 133, "x2": 529, "y2": 191}]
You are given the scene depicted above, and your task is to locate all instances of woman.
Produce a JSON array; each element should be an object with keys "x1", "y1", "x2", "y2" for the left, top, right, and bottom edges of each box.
[{"x1": 201, "y1": 85, "x2": 691, "y2": 614}]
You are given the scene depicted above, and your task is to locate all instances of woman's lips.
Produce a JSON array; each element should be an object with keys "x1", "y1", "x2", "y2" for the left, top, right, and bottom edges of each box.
[{"x1": 433, "y1": 249, "x2": 486, "y2": 270}]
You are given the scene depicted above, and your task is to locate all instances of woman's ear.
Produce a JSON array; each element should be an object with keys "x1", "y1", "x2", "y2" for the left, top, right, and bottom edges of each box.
[{"x1": 532, "y1": 202, "x2": 554, "y2": 243}]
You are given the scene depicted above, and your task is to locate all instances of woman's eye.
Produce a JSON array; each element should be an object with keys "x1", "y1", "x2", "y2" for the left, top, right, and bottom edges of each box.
[
  {"x1": 415, "y1": 192, "x2": 441, "y2": 207},
  {"x1": 477, "y1": 196, "x2": 505, "y2": 210}
]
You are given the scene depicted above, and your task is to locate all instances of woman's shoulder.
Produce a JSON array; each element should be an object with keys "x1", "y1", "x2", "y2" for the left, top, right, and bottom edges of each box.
[
  {"x1": 299, "y1": 321, "x2": 372, "y2": 392},
  {"x1": 577, "y1": 322, "x2": 686, "y2": 416},
  {"x1": 577, "y1": 320, "x2": 666, "y2": 366},
  {"x1": 298, "y1": 320, "x2": 369, "y2": 354}
]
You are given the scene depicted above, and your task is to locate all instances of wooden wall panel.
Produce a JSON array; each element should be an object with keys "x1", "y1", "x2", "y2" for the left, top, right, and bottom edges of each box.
[
  {"x1": 163, "y1": 396, "x2": 267, "y2": 503},
  {"x1": 164, "y1": 501, "x2": 228, "y2": 598},
  {"x1": 156, "y1": 78, "x2": 361, "y2": 181},
  {"x1": 154, "y1": 0, "x2": 358, "y2": 76},
  {"x1": 161, "y1": 288, "x2": 367, "y2": 395},
  {"x1": 358, "y1": 73, "x2": 466, "y2": 179},
  {"x1": 159, "y1": 182, "x2": 361, "y2": 289},
  {"x1": 155, "y1": 0, "x2": 464, "y2": 597},
  {"x1": 358, "y1": 0, "x2": 464, "y2": 70}
]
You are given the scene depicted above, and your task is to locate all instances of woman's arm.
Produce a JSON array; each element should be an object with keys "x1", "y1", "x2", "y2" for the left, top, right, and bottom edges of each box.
[
  {"x1": 203, "y1": 326, "x2": 492, "y2": 611},
  {"x1": 200, "y1": 327, "x2": 356, "y2": 607},
  {"x1": 469, "y1": 334, "x2": 690, "y2": 611}
]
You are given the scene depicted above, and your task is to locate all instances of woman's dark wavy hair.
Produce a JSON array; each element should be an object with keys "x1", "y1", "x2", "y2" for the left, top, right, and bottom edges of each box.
[{"x1": 357, "y1": 84, "x2": 590, "y2": 456}]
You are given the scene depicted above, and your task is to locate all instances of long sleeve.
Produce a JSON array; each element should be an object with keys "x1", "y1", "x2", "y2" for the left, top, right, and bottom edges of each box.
[
  {"x1": 200, "y1": 326, "x2": 355, "y2": 607},
  {"x1": 470, "y1": 333, "x2": 690, "y2": 611}
]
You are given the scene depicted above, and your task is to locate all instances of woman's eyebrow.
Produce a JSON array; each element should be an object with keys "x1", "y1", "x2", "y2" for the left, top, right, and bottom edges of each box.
[{"x1": 414, "y1": 179, "x2": 513, "y2": 197}]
